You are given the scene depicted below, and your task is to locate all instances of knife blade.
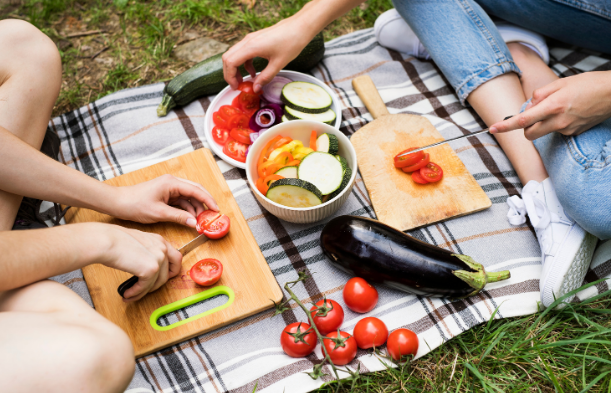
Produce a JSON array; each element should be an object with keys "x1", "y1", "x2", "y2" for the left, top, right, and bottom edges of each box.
[
  {"x1": 117, "y1": 233, "x2": 209, "y2": 298},
  {"x1": 396, "y1": 115, "x2": 513, "y2": 158}
]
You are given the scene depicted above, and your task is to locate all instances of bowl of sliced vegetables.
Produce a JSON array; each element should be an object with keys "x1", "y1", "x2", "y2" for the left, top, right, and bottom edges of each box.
[
  {"x1": 246, "y1": 120, "x2": 357, "y2": 224},
  {"x1": 204, "y1": 70, "x2": 342, "y2": 169}
]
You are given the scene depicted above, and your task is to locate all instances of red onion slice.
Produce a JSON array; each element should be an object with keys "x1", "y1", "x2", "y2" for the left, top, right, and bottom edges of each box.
[
  {"x1": 262, "y1": 76, "x2": 292, "y2": 104},
  {"x1": 255, "y1": 108, "x2": 276, "y2": 128},
  {"x1": 250, "y1": 132, "x2": 260, "y2": 144}
]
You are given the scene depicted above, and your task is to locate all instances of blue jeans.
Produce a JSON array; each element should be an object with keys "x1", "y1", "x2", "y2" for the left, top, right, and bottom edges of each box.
[{"x1": 392, "y1": 0, "x2": 611, "y2": 239}]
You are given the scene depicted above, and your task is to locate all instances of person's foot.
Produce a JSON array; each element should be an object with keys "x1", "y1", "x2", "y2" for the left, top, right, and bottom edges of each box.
[
  {"x1": 374, "y1": 9, "x2": 549, "y2": 64},
  {"x1": 507, "y1": 178, "x2": 598, "y2": 308}
]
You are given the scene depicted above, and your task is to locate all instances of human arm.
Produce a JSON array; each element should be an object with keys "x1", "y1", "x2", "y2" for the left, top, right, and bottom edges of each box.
[
  {"x1": 0, "y1": 223, "x2": 181, "y2": 301},
  {"x1": 222, "y1": 0, "x2": 366, "y2": 93},
  {"x1": 0, "y1": 127, "x2": 218, "y2": 228},
  {"x1": 489, "y1": 71, "x2": 611, "y2": 140}
]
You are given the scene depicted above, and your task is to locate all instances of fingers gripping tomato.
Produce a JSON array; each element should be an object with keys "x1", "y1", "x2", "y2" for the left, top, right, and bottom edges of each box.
[
  {"x1": 281, "y1": 322, "x2": 317, "y2": 358},
  {"x1": 189, "y1": 258, "x2": 223, "y2": 286},
  {"x1": 353, "y1": 317, "x2": 388, "y2": 349},
  {"x1": 196, "y1": 210, "x2": 230, "y2": 239},
  {"x1": 323, "y1": 331, "x2": 357, "y2": 366},
  {"x1": 309, "y1": 298, "x2": 344, "y2": 335},
  {"x1": 343, "y1": 277, "x2": 379, "y2": 313},
  {"x1": 387, "y1": 328, "x2": 419, "y2": 362}
]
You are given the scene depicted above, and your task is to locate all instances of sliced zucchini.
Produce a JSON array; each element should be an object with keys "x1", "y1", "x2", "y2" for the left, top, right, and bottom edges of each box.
[
  {"x1": 281, "y1": 115, "x2": 291, "y2": 123},
  {"x1": 336, "y1": 155, "x2": 349, "y2": 172},
  {"x1": 297, "y1": 152, "x2": 344, "y2": 195},
  {"x1": 274, "y1": 166, "x2": 298, "y2": 178},
  {"x1": 266, "y1": 178, "x2": 322, "y2": 208},
  {"x1": 281, "y1": 81, "x2": 332, "y2": 114},
  {"x1": 316, "y1": 133, "x2": 339, "y2": 155},
  {"x1": 327, "y1": 166, "x2": 352, "y2": 201},
  {"x1": 285, "y1": 106, "x2": 336, "y2": 124}
]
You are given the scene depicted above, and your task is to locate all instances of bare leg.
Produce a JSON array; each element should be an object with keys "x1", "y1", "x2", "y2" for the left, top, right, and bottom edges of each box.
[
  {"x1": 507, "y1": 42, "x2": 559, "y2": 102},
  {"x1": 0, "y1": 20, "x2": 62, "y2": 231},
  {"x1": 466, "y1": 45, "x2": 549, "y2": 185},
  {"x1": 0, "y1": 280, "x2": 135, "y2": 393}
]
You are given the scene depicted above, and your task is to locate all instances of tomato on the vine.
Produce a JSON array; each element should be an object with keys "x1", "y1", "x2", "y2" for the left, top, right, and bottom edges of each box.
[
  {"x1": 189, "y1": 258, "x2": 223, "y2": 286},
  {"x1": 387, "y1": 329, "x2": 419, "y2": 361},
  {"x1": 212, "y1": 126, "x2": 229, "y2": 145},
  {"x1": 323, "y1": 331, "x2": 357, "y2": 366},
  {"x1": 343, "y1": 277, "x2": 378, "y2": 313},
  {"x1": 309, "y1": 299, "x2": 344, "y2": 335},
  {"x1": 280, "y1": 322, "x2": 317, "y2": 358},
  {"x1": 353, "y1": 317, "x2": 388, "y2": 349}
]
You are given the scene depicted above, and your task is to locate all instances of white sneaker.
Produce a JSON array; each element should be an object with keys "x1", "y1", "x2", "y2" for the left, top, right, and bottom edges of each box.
[
  {"x1": 374, "y1": 9, "x2": 549, "y2": 64},
  {"x1": 507, "y1": 178, "x2": 597, "y2": 308}
]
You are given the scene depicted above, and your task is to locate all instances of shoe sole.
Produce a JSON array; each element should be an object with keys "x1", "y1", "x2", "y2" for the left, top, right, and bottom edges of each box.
[{"x1": 541, "y1": 230, "x2": 597, "y2": 308}]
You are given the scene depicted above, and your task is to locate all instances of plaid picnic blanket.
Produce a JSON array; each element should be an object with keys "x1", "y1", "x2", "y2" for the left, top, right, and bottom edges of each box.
[{"x1": 48, "y1": 29, "x2": 611, "y2": 393}]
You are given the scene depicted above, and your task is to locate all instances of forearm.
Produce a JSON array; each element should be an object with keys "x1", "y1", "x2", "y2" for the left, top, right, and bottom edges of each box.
[
  {"x1": 0, "y1": 127, "x2": 117, "y2": 214},
  {"x1": 289, "y1": 0, "x2": 367, "y2": 41},
  {"x1": 0, "y1": 223, "x2": 110, "y2": 291}
]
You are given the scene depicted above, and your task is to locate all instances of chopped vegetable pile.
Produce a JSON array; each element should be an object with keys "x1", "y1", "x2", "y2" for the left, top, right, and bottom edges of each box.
[
  {"x1": 393, "y1": 147, "x2": 444, "y2": 184},
  {"x1": 255, "y1": 131, "x2": 351, "y2": 208},
  {"x1": 212, "y1": 77, "x2": 336, "y2": 163}
]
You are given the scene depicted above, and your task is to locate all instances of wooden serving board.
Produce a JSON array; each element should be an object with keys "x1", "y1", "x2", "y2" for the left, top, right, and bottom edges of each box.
[
  {"x1": 351, "y1": 76, "x2": 491, "y2": 231},
  {"x1": 65, "y1": 149, "x2": 283, "y2": 357}
]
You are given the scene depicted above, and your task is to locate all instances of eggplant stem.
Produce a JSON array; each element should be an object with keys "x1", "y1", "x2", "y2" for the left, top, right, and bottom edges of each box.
[
  {"x1": 486, "y1": 270, "x2": 511, "y2": 283},
  {"x1": 451, "y1": 254, "x2": 511, "y2": 298}
]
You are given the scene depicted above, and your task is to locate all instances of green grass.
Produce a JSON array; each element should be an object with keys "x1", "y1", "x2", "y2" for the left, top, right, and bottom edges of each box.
[
  {"x1": 1, "y1": 0, "x2": 393, "y2": 115},
  {"x1": 2, "y1": 1, "x2": 611, "y2": 391}
]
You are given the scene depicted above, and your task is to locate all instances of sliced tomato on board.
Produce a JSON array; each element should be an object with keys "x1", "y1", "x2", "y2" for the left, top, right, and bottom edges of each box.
[
  {"x1": 420, "y1": 162, "x2": 444, "y2": 183},
  {"x1": 219, "y1": 105, "x2": 243, "y2": 120},
  {"x1": 223, "y1": 138, "x2": 248, "y2": 163},
  {"x1": 212, "y1": 126, "x2": 230, "y2": 145},
  {"x1": 394, "y1": 148, "x2": 425, "y2": 169},
  {"x1": 401, "y1": 153, "x2": 430, "y2": 173},
  {"x1": 230, "y1": 127, "x2": 253, "y2": 145},
  {"x1": 213, "y1": 112, "x2": 228, "y2": 129},
  {"x1": 411, "y1": 170, "x2": 429, "y2": 184},
  {"x1": 189, "y1": 258, "x2": 223, "y2": 286}
]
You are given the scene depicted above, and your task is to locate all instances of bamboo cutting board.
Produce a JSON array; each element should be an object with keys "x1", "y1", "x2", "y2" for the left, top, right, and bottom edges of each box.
[
  {"x1": 351, "y1": 75, "x2": 491, "y2": 231},
  {"x1": 65, "y1": 149, "x2": 283, "y2": 357}
]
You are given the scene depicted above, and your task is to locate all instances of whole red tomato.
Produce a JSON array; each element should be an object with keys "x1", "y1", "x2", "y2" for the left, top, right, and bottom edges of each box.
[
  {"x1": 387, "y1": 328, "x2": 419, "y2": 361},
  {"x1": 323, "y1": 331, "x2": 357, "y2": 366},
  {"x1": 310, "y1": 299, "x2": 344, "y2": 335},
  {"x1": 353, "y1": 317, "x2": 388, "y2": 349},
  {"x1": 343, "y1": 277, "x2": 379, "y2": 313},
  {"x1": 280, "y1": 322, "x2": 317, "y2": 358}
]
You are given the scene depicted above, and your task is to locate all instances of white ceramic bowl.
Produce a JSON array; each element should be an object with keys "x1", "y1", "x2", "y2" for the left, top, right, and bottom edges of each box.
[
  {"x1": 246, "y1": 120, "x2": 357, "y2": 224},
  {"x1": 204, "y1": 70, "x2": 343, "y2": 169}
]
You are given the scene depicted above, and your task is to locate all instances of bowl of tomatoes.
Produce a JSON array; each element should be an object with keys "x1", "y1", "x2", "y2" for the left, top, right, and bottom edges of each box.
[{"x1": 204, "y1": 71, "x2": 342, "y2": 169}]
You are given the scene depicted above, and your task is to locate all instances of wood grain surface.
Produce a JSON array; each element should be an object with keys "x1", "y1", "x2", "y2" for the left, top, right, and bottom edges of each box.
[
  {"x1": 65, "y1": 149, "x2": 283, "y2": 357},
  {"x1": 351, "y1": 76, "x2": 491, "y2": 231}
]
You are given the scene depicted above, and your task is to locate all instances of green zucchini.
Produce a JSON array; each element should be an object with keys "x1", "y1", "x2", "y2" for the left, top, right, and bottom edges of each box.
[
  {"x1": 274, "y1": 166, "x2": 298, "y2": 178},
  {"x1": 326, "y1": 166, "x2": 352, "y2": 200},
  {"x1": 284, "y1": 106, "x2": 337, "y2": 124},
  {"x1": 316, "y1": 133, "x2": 339, "y2": 155},
  {"x1": 297, "y1": 151, "x2": 344, "y2": 195},
  {"x1": 266, "y1": 178, "x2": 322, "y2": 208},
  {"x1": 157, "y1": 33, "x2": 325, "y2": 117},
  {"x1": 336, "y1": 155, "x2": 349, "y2": 172},
  {"x1": 281, "y1": 81, "x2": 332, "y2": 113}
]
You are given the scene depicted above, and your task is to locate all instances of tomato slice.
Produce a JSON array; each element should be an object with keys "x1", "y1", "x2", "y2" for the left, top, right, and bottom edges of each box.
[
  {"x1": 411, "y1": 170, "x2": 429, "y2": 184},
  {"x1": 196, "y1": 210, "x2": 221, "y2": 234},
  {"x1": 212, "y1": 126, "x2": 230, "y2": 145},
  {"x1": 219, "y1": 105, "x2": 242, "y2": 120},
  {"x1": 230, "y1": 127, "x2": 253, "y2": 145},
  {"x1": 238, "y1": 92, "x2": 260, "y2": 112},
  {"x1": 420, "y1": 162, "x2": 444, "y2": 183},
  {"x1": 231, "y1": 94, "x2": 242, "y2": 109},
  {"x1": 203, "y1": 214, "x2": 230, "y2": 239},
  {"x1": 401, "y1": 153, "x2": 430, "y2": 173},
  {"x1": 213, "y1": 112, "x2": 228, "y2": 128},
  {"x1": 238, "y1": 81, "x2": 260, "y2": 95},
  {"x1": 223, "y1": 138, "x2": 248, "y2": 162},
  {"x1": 189, "y1": 258, "x2": 223, "y2": 286},
  {"x1": 227, "y1": 113, "x2": 250, "y2": 130},
  {"x1": 394, "y1": 148, "x2": 425, "y2": 168}
]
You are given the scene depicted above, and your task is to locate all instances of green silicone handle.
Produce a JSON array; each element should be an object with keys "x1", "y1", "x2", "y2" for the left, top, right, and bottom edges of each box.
[{"x1": 149, "y1": 285, "x2": 235, "y2": 331}]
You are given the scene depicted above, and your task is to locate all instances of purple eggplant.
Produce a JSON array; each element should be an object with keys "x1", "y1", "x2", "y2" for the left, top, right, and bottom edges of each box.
[{"x1": 320, "y1": 216, "x2": 510, "y2": 298}]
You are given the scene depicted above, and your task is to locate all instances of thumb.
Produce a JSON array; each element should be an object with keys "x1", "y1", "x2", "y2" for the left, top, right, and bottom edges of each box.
[
  {"x1": 530, "y1": 79, "x2": 562, "y2": 106},
  {"x1": 159, "y1": 205, "x2": 197, "y2": 228}
]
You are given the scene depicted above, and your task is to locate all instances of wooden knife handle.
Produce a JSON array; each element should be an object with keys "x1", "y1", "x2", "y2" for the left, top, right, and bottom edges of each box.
[{"x1": 352, "y1": 75, "x2": 390, "y2": 119}]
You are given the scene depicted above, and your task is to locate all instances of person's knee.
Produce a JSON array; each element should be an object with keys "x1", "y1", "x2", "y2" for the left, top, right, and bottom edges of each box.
[
  {"x1": 0, "y1": 19, "x2": 61, "y2": 88},
  {"x1": 507, "y1": 42, "x2": 541, "y2": 68}
]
